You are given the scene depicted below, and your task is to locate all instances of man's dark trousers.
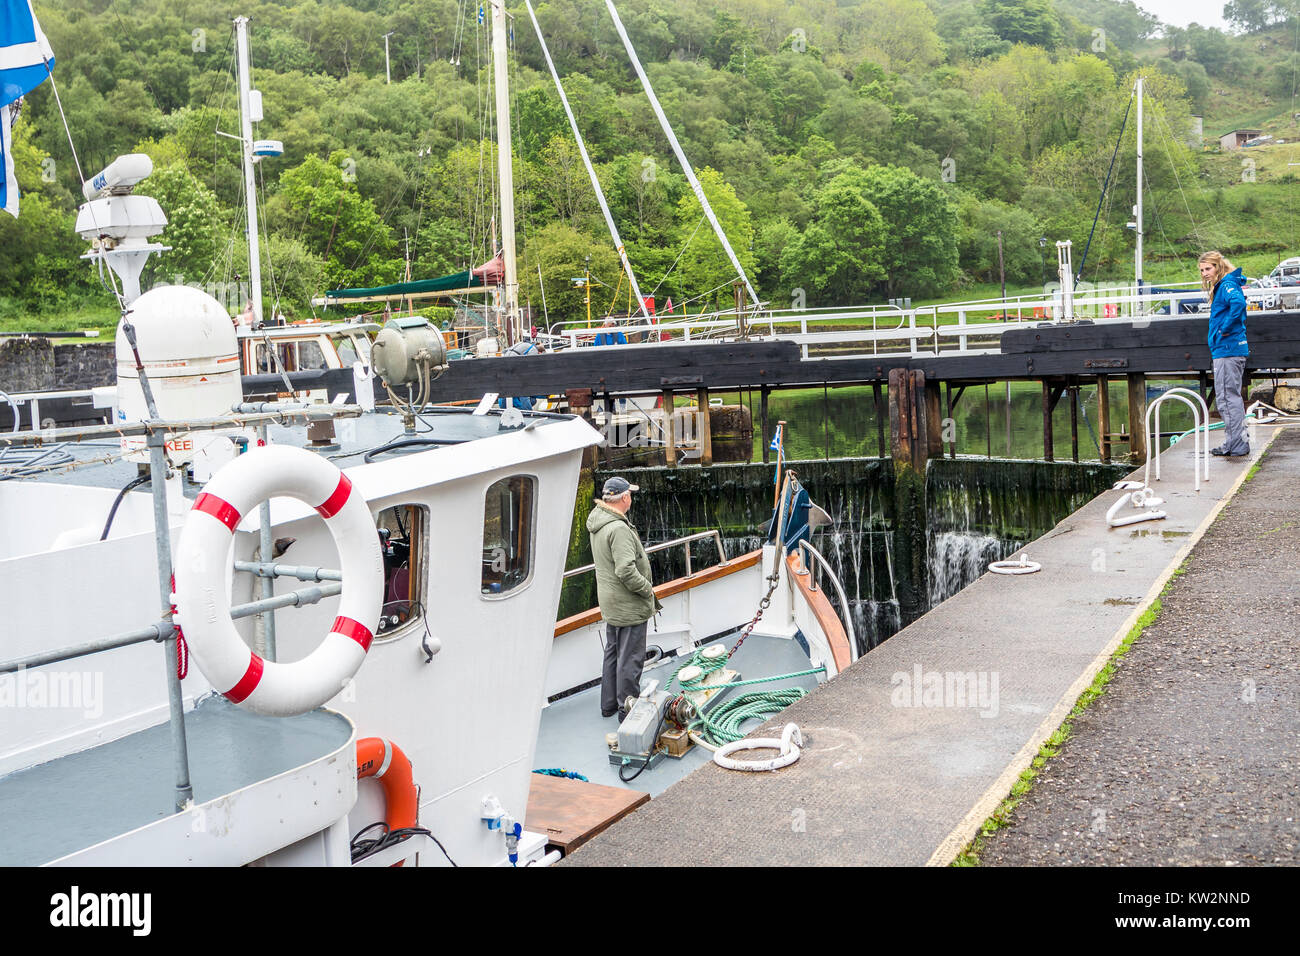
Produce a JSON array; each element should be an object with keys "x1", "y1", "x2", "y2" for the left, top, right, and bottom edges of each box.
[{"x1": 601, "y1": 622, "x2": 647, "y2": 718}]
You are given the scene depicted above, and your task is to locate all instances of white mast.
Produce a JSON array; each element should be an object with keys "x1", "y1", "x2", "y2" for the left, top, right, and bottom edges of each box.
[
  {"x1": 523, "y1": 0, "x2": 649, "y2": 320},
  {"x1": 1134, "y1": 75, "x2": 1143, "y2": 292},
  {"x1": 490, "y1": 1, "x2": 520, "y2": 341},
  {"x1": 235, "y1": 16, "x2": 263, "y2": 325},
  {"x1": 604, "y1": 0, "x2": 760, "y2": 310}
]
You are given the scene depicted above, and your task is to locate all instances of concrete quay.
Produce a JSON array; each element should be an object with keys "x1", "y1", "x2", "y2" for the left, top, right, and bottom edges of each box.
[{"x1": 564, "y1": 422, "x2": 1287, "y2": 866}]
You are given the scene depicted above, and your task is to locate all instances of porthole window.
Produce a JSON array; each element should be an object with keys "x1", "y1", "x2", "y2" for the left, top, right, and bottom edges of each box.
[
  {"x1": 482, "y1": 475, "x2": 536, "y2": 597},
  {"x1": 375, "y1": 504, "x2": 427, "y2": 638}
]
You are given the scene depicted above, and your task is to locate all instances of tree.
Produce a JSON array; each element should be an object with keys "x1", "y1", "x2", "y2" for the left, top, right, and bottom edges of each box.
[
  {"x1": 520, "y1": 221, "x2": 621, "y2": 325},
  {"x1": 1224, "y1": 0, "x2": 1273, "y2": 33},
  {"x1": 830, "y1": 0, "x2": 946, "y2": 74},
  {"x1": 269, "y1": 152, "x2": 396, "y2": 290},
  {"x1": 133, "y1": 163, "x2": 225, "y2": 290},
  {"x1": 1187, "y1": 26, "x2": 1233, "y2": 77},
  {"x1": 956, "y1": 194, "x2": 1046, "y2": 286},
  {"x1": 538, "y1": 136, "x2": 599, "y2": 231},
  {"x1": 778, "y1": 168, "x2": 887, "y2": 305},
  {"x1": 856, "y1": 164, "x2": 960, "y2": 296},
  {"x1": 0, "y1": 120, "x2": 87, "y2": 304},
  {"x1": 668, "y1": 168, "x2": 756, "y2": 309},
  {"x1": 981, "y1": 0, "x2": 1064, "y2": 49}
]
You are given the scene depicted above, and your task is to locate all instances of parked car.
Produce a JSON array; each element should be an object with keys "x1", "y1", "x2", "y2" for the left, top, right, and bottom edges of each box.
[{"x1": 1248, "y1": 257, "x2": 1300, "y2": 309}]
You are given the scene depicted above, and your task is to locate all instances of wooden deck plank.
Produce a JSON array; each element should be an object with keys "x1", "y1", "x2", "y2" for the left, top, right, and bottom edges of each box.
[{"x1": 526, "y1": 773, "x2": 650, "y2": 853}]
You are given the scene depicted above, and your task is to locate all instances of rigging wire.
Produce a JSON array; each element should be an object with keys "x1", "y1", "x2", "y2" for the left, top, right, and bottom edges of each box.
[
  {"x1": 1075, "y1": 89, "x2": 1133, "y2": 287},
  {"x1": 1149, "y1": 104, "x2": 1208, "y2": 268},
  {"x1": 651, "y1": 213, "x2": 706, "y2": 296}
]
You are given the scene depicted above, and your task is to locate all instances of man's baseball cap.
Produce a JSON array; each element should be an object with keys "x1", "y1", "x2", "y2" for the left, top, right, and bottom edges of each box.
[{"x1": 601, "y1": 476, "x2": 640, "y2": 497}]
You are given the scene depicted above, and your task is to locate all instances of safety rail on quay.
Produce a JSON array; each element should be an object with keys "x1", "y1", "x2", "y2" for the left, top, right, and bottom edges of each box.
[{"x1": 542, "y1": 282, "x2": 1267, "y2": 360}]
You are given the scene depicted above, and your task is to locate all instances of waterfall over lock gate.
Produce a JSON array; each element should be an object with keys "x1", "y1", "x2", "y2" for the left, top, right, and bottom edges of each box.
[{"x1": 578, "y1": 456, "x2": 1128, "y2": 654}]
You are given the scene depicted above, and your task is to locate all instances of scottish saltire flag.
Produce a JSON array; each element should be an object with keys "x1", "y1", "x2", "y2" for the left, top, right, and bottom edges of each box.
[
  {"x1": 1, "y1": 0, "x2": 55, "y2": 217},
  {"x1": 477, "y1": 5, "x2": 484, "y2": 25},
  {"x1": 1, "y1": 106, "x2": 16, "y2": 216},
  {"x1": 769, "y1": 423, "x2": 783, "y2": 452}
]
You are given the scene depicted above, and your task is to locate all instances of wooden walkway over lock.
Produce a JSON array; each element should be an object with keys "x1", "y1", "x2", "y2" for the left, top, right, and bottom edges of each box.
[{"x1": 247, "y1": 313, "x2": 1300, "y2": 472}]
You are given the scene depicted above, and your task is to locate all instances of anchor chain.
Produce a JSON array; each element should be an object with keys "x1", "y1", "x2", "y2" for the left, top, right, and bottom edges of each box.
[{"x1": 729, "y1": 567, "x2": 781, "y2": 659}]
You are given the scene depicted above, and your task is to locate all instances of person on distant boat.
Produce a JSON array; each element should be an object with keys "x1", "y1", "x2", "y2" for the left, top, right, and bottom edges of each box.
[
  {"x1": 1199, "y1": 251, "x2": 1250, "y2": 457},
  {"x1": 498, "y1": 337, "x2": 542, "y2": 410},
  {"x1": 587, "y1": 477, "x2": 661, "y2": 722},
  {"x1": 593, "y1": 317, "x2": 627, "y2": 347},
  {"x1": 236, "y1": 299, "x2": 256, "y2": 329}
]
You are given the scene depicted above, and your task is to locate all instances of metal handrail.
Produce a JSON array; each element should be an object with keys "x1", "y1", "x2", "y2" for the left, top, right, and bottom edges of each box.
[
  {"x1": 0, "y1": 581, "x2": 345, "y2": 675},
  {"x1": 540, "y1": 287, "x2": 1238, "y2": 359},
  {"x1": 796, "y1": 538, "x2": 859, "y2": 663},
  {"x1": 563, "y1": 529, "x2": 729, "y2": 579}
]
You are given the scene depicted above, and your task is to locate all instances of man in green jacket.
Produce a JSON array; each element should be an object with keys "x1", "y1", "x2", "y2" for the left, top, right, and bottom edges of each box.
[{"x1": 587, "y1": 476, "x2": 660, "y2": 720}]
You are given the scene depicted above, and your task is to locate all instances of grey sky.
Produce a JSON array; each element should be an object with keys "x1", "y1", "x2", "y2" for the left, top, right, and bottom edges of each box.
[{"x1": 1136, "y1": 0, "x2": 1230, "y2": 30}]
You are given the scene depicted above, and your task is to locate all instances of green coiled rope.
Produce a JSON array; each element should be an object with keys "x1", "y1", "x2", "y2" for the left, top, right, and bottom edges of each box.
[{"x1": 670, "y1": 648, "x2": 826, "y2": 746}]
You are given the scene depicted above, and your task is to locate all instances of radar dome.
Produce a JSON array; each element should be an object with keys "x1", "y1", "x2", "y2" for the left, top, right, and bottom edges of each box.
[{"x1": 115, "y1": 284, "x2": 243, "y2": 464}]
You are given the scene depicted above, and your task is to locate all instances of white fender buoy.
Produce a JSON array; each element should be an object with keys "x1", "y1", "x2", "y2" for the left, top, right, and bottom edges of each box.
[
  {"x1": 713, "y1": 723, "x2": 803, "y2": 772},
  {"x1": 988, "y1": 554, "x2": 1041, "y2": 575},
  {"x1": 1106, "y1": 491, "x2": 1166, "y2": 528},
  {"x1": 173, "y1": 445, "x2": 384, "y2": 716}
]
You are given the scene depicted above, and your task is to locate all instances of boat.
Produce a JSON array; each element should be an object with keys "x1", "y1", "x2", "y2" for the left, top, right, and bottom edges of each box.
[
  {"x1": 0, "y1": 170, "x2": 855, "y2": 863},
  {"x1": 1, "y1": 121, "x2": 856, "y2": 865}
]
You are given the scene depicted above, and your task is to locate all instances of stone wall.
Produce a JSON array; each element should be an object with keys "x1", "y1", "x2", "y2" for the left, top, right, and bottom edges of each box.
[
  {"x1": 53, "y1": 343, "x2": 115, "y2": 389},
  {"x1": 0, "y1": 339, "x2": 115, "y2": 392},
  {"x1": 0, "y1": 337, "x2": 53, "y2": 392}
]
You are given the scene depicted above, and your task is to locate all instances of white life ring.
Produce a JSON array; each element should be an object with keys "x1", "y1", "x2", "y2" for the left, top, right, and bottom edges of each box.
[
  {"x1": 173, "y1": 445, "x2": 383, "y2": 717},
  {"x1": 713, "y1": 723, "x2": 804, "y2": 773}
]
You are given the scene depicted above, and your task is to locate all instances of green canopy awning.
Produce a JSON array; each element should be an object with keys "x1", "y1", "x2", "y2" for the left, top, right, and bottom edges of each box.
[{"x1": 324, "y1": 269, "x2": 489, "y2": 300}]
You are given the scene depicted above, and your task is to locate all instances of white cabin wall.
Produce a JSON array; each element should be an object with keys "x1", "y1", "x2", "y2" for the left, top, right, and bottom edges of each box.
[
  {"x1": 0, "y1": 483, "x2": 161, "y2": 559},
  {"x1": 330, "y1": 453, "x2": 584, "y2": 866},
  {"x1": 0, "y1": 527, "x2": 213, "y2": 776}
]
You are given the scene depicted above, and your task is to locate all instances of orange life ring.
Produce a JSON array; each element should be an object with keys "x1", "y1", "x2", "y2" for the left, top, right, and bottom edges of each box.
[{"x1": 356, "y1": 737, "x2": 418, "y2": 866}]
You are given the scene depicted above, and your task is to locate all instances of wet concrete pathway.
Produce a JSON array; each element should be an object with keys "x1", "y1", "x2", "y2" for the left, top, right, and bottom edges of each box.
[
  {"x1": 979, "y1": 428, "x2": 1299, "y2": 866},
  {"x1": 563, "y1": 424, "x2": 1285, "y2": 866}
]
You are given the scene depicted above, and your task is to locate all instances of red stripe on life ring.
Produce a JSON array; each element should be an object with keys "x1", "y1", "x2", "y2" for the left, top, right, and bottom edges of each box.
[
  {"x1": 225, "y1": 654, "x2": 265, "y2": 703},
  {"x1": 315, "y1": 474, "x2": 353, "y2": 519},
  {"x1": 332, "y1": 616, "x2": 373, "y2": 653},
  {"x1": 194, "y1": 493, "x2": 242, "y2": 532}
]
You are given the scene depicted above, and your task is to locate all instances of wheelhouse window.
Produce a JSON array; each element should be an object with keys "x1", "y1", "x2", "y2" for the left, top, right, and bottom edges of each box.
[
  {"x1": 375, "y1": 504, "x2": 427, "y2": 638},
  {"x1": 252, "y1": 339, "x2": 328, "y2": 373},
  {"x1": 482, "y1": 476, "x2": 536, "y2": 597}
]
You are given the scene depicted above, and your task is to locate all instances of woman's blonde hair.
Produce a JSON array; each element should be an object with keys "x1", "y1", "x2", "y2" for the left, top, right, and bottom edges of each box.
[{"x1": 1199, "y1": 250, "x2": 1234, "y2": 295}]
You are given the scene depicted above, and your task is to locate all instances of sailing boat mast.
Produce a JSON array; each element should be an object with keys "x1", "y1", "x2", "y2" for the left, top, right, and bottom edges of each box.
[
  {"x1": 523, "y1": 0, "x2": 650, "y2": 321},
  {"x1": 604, "y1": 0, "x2": 761, "y2": 310},
  {"x1": 235, "y1": 16, "x2": 263, "y2": 325},
  {"x1": 490, "y1": 1, "x2": 520, "y2": 341},
  {"x1": 1134, "y1": 75, "x2": 1144, "y2": 292}
]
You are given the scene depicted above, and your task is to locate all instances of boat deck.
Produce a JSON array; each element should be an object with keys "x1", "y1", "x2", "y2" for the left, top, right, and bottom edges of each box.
[
  {"x1": 0, "y1": 697, "x2": 352, "y2": 866},
  {"x1": 533, "y1": 634, "x2": 823, "y2": 798},
  {"x1": 562, "y1": 426, "x2": 1282, "y2": 866},
  {"x1": 4, "y1": 405, "x2": 575, "y2": 491}
]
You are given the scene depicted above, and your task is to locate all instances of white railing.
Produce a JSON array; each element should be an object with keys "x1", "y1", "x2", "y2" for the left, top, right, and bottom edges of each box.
[
  {"x1": 795, "y1": 538, "x2": 859, "y2": 663},
  {"x1": 541, "y1": 281, "x2": 1259, "y2": 361},
  {"x1": 562, "y1": 529, "x2": 729, "y2": 580}
]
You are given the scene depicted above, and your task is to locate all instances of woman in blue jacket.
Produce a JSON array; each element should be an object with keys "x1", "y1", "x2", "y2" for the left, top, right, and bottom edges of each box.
[{"x1": 1199, "y1": 251, "x2": 1250, "y2": 456}]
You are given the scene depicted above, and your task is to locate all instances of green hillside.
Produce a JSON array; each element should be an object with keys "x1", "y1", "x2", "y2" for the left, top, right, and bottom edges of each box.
[{"x1": 3, "y1": 0, "x2": 1299, "y2": 332}]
